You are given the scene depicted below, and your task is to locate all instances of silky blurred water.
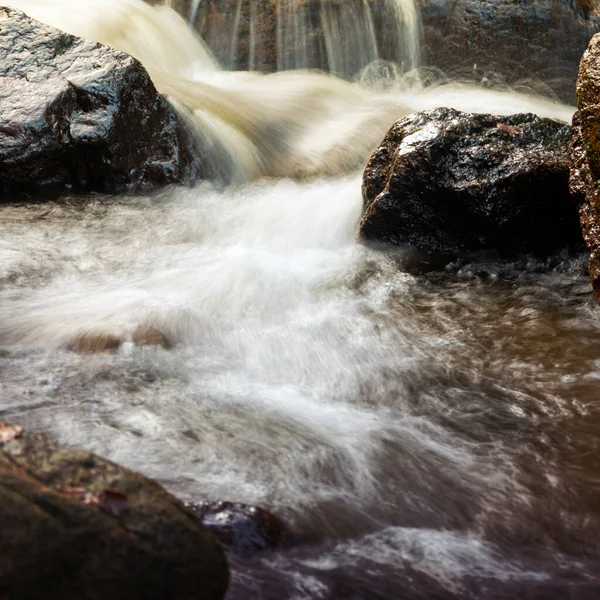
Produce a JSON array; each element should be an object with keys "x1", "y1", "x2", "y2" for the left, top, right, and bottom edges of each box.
[{"x1": 2, "y1": 1, "x2": 600, "y2": 598}]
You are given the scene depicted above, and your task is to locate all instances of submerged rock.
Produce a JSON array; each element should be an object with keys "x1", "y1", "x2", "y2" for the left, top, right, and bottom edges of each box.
[
  {"x1": 360, "y1": 108, "x2": 582, "y2": 260},
  {"x1": 419, "y1": 0, "x2": 600, "y2": 104},
  {"x1": 68, "y1": 326, "x2": 171, "y2": 353},
  {"x1": 0, "y1": 423, "x2": 229, "y2": 600},
  {"x1": 69, "y1": 331, "x2": 122, "y2": 354},
  {"x1": 132, "y1": 325, "x2": 172, "y2": 349},
  {"x1": 570, "y1": 34, "x2": 600, "y2": 301},
  {"x1": 186, "y1": 500, "x2": 291, "y2": 556},
  {"x1": 0, "y1": 7, "x2": 199, "y2": 196}
]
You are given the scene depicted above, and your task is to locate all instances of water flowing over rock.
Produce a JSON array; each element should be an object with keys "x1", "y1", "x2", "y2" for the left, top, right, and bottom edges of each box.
[
  {"x1": 166, "y1": 0, "x2": 421, "y2": 76},
  {"x1": 360, "y1": 108, "x2": 582, "y2": 260},
  {"x1": 419, "y1": 0, "x2": 600, "y2": 104},
  {"x1": 0, "y1": 7, "x2": 199, "y2": 196},
  {"x1": 570, "y1": 33, "x2": 600, "y2": 301},
  {"x1": 186, "y1": 500, "x2": 291, "y2": 556},
  {"x1": 0, "y1": 423, "x2": 229, "y2": 600}
]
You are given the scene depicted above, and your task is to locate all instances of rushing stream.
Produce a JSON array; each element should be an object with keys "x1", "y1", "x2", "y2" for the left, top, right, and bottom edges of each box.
[{"x1": 2, "y1": 0, "x2": 600, "y2": 598}]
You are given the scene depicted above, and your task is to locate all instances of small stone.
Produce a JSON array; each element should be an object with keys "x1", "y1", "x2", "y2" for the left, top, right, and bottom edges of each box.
[
  {"x1": 185, "y1": 500, "x2": 291, "y2": 556},
  {"x1": 69, "y1": 332, "x2": 122, "y2": 354},
  {"x1": 132, "y1": 326, "x2": 171, "y2": 349}
]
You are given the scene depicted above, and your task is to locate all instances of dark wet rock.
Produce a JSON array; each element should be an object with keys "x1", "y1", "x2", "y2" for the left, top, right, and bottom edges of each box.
[
  {"x1": 360, "y1": 108, "x2": 582, "y2": 261},
  {"x1": 570, "y1": 34, "x2": 600, "y2": 301},
  {"x1": 0, "y1": 424, "x2": 228, "y2": 600},
  {"x1": 419, "y1": 0, "x2": 600, "y2": 104},
  {"x1": 0, "y1": 7, "x2": 200, "y2": 196},
  {"x1": 186, "y1": 500, "x2": 290, "y2": 556}
]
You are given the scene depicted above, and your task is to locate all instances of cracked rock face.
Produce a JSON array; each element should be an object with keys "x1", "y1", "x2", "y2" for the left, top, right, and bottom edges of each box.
[
  {"x1": 0, "y1": 7, "x2": 199, "y2": 196},
  {"x1": 360, "y1": 107, "x2": 582, "y2": 260},
  {"x1": 570, "y1": 34, "x2": 600, "y2": 301}
]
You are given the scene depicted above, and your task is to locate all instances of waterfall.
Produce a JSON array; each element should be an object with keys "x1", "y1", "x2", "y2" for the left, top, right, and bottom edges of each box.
[{"x1": 176, "y1": 0, "x2": 422, "y2": 76}]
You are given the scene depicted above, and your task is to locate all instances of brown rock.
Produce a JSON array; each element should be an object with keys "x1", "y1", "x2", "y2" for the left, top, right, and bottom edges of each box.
[
  {"x1": 166, "y1": 0, "x2": 599, "y2": 103},
  {"x1": 69, "y1": 331, "x2": 122, "y2": 354},
  {"x1": 132, "y1": 325, "x2": 171, "y2": 349},
  {"x1": 0, "y1": 425, "x2": 229, "y2": 600},
  {"x1": 570, "y1": 34, "x2": 600, "y2": 301}
]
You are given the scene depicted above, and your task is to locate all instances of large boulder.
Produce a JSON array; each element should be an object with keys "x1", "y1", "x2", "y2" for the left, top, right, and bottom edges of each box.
[
  {"x1": 0, "y1": 7, "x2": 200, "y2": 196},
  {"x1": 0, "y1": 422, "x2": 228, "y2": 600},
  {"x1": 419, "y1": 0, "x2": 600, "y2": 104},
  {"x1": 360, "y1": 107, "x2": 582, "y2": 259},
  {"x1": 570, "y1": 34, "x2": 600, "y2": 301}
]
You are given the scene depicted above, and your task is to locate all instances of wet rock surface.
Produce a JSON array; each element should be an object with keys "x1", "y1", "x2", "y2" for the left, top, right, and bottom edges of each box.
[
  {"x1": 570, "y1": 33, "x2": 600, "y2": 301},
  {"x1": 0, "y1": 423, "x2": 228, "y2": 600},
  {"x1": 0, "y1": 7, "x2": 199, "y2": 196},
  {"x1": 186, "y1": 500, "x2": 291, "y2": 556},
  {"x1": 360, "y1": 108, "x2": 582, "y2": 260},
  {"x1": 419, "y1": 0, "x2": 600, "y2": 104}
]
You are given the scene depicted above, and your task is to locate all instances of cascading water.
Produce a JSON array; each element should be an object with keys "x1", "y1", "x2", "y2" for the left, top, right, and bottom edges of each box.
[
  {"x1": 3, "y1": 0, "x2": 600, "y2": 599},
  {"x1": 174, "y1": 0, "x2": 421, "y2": 76}
]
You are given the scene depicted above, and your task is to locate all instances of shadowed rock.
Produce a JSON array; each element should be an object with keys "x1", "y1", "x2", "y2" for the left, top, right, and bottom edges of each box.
[
  {"x1": 418, "y1": 0, "x2": 600, "y2": 104},
  {"x1": 0, "y1": 424, "x2": 229, "y2": 600},
  {"x1": 186, "y1": 500, "x2": 291, "y2": 556},
  {"x1": 570, "y1": 33, "x2": 600, "y2": 301},
  {"x1": 360, "y1": 108, "x2": 582, "y2": 262},
  {"x1": 0, "y1": 7, "x2": 201, "y2": 196}
]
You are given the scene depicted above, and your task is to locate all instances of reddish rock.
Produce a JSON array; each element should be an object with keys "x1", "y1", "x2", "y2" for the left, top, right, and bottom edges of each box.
[
  {"x1": 132, "y1": 325, "x2": 172, "y2": 349},
  {"x1": 570, "y1": 34, "x2": 600, "y2": 301}
]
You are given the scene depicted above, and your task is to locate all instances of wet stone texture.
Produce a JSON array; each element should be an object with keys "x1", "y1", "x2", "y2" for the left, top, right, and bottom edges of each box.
[
  {"x1": 360, "y1": 107, "x2": 583, "y2": 260},
  {"x1": 419, "y1": 0, "x2": 600, "y2": 104},
  {"x1": 186, "y1": 500, "x2": 291, "y2": 557},
  {"x1": 0, "y1": 7, "x2": 200, "y2": 196},
  {"x1": 0, "y1": 425, "x2": 229, "y2": 600},
  {"x1": 570, "y1": 33, "x2": 600, "y2": 302}
]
